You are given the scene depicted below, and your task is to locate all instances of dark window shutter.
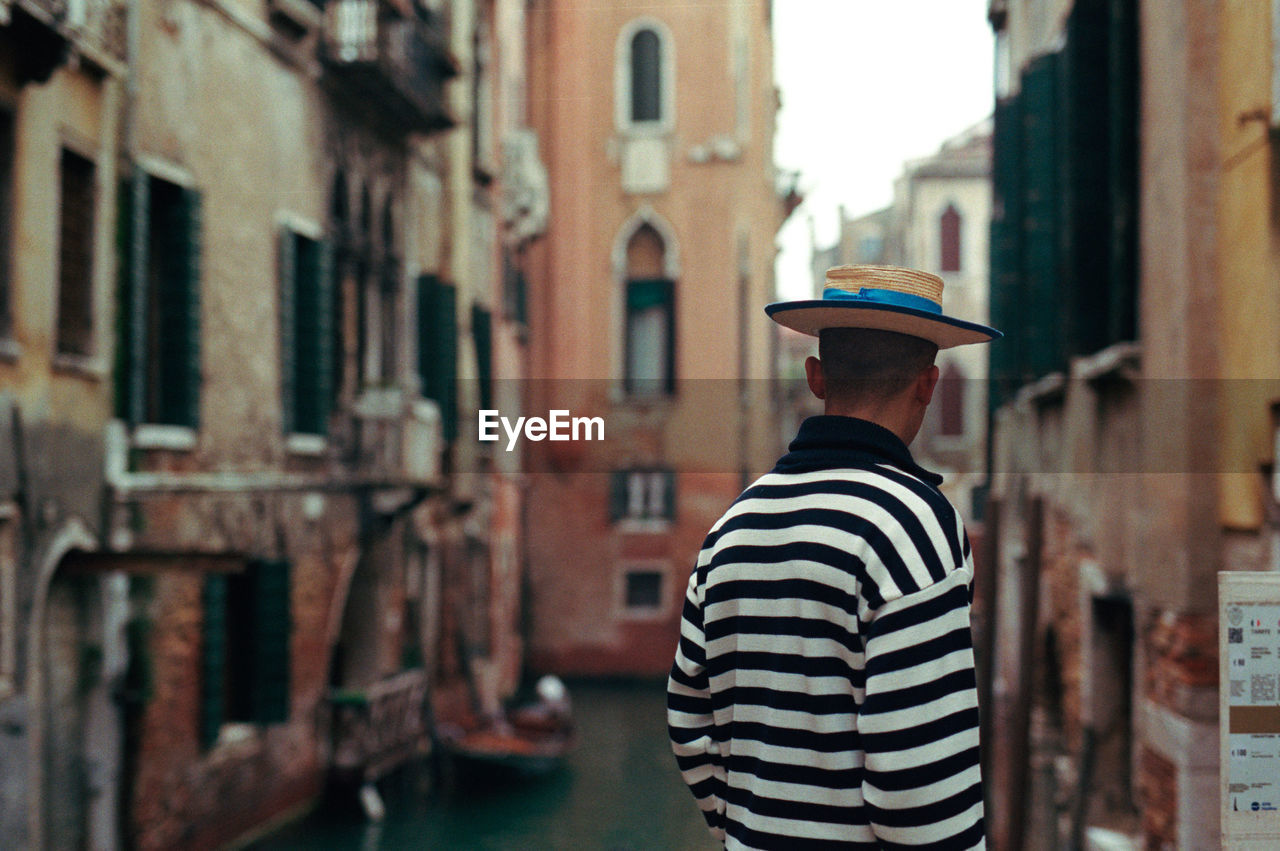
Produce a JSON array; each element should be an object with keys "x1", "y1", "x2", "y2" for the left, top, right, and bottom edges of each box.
[
  {"x1": 472, "y1": 304, "x2": 492, "y2": 412},
  {"x1": 662, "y1": 469, "x2": 676, "y2": 520},
  {"x1": 1021, "y1": 52, "x2": 1062, "y2": 380},
  {"x1": 418, "y1": 275, "x2": 458, "y2": 442},
  {"x1": 989, "y1": 94, "x2": 1023, "y2": 409},
  {"x1": 279, "y1": 228, "x2": 298, "y2": 436},
  {"x1": 1106, "y1": 0, "x2": 1139, "y2": 345},
  {"x1": 314, "y1": 240, "x2": 335, "y2": 433},
  {"x1": 201, "y1": 574, "x2": 227, "y2": 749},
  {"x1": 180, "y1": 187, "x2": 202, "y2": 429},
  {"x1": 609, "y1": 470, "x2": 628, "y2": 522},
  {"x1": 125, "y1": 167, "x2": 150, "y2": 425},
  {"x1": 252, "y1": 559, "x2": 291, "y2": 724}
]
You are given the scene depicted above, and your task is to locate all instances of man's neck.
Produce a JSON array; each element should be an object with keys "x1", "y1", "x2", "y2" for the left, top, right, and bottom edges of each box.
[{"x1": 823, "y1": 403, "x2": 915, "y2": 446}]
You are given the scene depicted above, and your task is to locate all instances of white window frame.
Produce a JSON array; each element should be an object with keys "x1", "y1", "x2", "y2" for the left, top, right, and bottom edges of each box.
[{"x1": 614, "y1": 17, "x2": 677, "y2": 136}]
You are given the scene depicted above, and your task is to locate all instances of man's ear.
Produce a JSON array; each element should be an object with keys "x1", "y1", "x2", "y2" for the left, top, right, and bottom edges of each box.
[
  {"x1": 804, "y1": 356, "x2": 826, "y2": 401},
  {"x1": 915, "y1": 364, "x2": 940, "y2": 406}
]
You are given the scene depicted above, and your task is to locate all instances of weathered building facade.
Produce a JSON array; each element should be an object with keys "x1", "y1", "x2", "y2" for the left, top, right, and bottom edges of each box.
[
  {"x1": 1, "y1": 0, "x2": 542, "y2": 847},
  {"x1": 982, "y1": 0, "x2": 1275, "y2": 847},
  {"x1": 522, "y1": 0, "x2": 788, "y2": 676},
  {"x1": 0, "y1": 1, "x2": 127, "y2": 847}
]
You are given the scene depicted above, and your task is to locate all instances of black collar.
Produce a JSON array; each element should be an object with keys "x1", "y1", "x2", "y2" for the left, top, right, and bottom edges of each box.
[{"x1": 771, "y1": 415, "x2": 944, "y2": 487}]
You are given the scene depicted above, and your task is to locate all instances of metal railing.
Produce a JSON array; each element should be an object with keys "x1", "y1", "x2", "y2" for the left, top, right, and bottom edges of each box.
[{"x1": 330, "y1": 668, "x2": 432, "y2": 781}]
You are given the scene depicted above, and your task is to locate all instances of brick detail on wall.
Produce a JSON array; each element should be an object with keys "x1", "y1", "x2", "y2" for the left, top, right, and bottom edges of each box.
[
  {"x1": 1138, "y1": 745, "x2": 1177, "y2": 850},
  {"x1": 1144, "y1": 610, "x2": 1217, "y2": 717}
]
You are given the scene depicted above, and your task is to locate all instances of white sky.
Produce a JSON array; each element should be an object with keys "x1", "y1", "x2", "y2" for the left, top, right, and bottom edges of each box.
[{"x1": 773, "y1": 0, "x2": 995, "y2": 299}]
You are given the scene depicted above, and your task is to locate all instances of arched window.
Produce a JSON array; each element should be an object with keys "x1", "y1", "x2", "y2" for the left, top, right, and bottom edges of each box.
[
  {"x1": 940, "y1": 203, "x2": 962, "y2": 272},
  {"x1": 939, "y1": 360, "x2": 965, "y2": 437},
  {"x1": 630, "y1": 29, "x2": 661, "y2": 123},
  {"x1": 616, "y1": 19, "x2": 674, "y2": 132},
  {"x1": 624, "y1": 224, "x2": 674, "y2": 396}
]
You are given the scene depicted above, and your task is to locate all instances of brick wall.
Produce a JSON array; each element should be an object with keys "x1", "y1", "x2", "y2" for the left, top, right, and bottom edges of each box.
[{"x1": 1138, "y1": 746, "x2": 1177, "y2": 850}]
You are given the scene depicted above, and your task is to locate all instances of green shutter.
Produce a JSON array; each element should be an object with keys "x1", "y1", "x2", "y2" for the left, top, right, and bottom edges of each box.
[
  {"x1": 1062, "y1": 0, "x2": 1110, "y2": 357},
  {"x1": 126, "y1": 168, "x2": 150, "y2": 425},
  {"x1": 252, "y1": 559, "x2": 291, "y2": 725},
  {"x1": 181, "y1": 188, "x2": 202, "y2": 429},
  {"x1": 988, "y1": 95, "x2": 1023, "y2": 410},
  {"x1": 1107, "y1": 0, "x2": 1139, "y2": 344},
  {"x1": 1021, "y1": 52, "x2": 1063, "y2": 380},
  {"x1": 279, "y1": 229, "x2": 298, "y2": 436},
  {"x1": 472, "y1": 304, "x2": 492, "y2": 412},
  {"x1": 201, "y1": 574, "x2": 227, "y2": 749}
]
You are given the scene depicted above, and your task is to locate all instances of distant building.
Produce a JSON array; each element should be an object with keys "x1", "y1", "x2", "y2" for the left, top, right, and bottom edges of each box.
[
  {"x1": 522, "y1": 0, "x2": 790, "y2": 676},
  {"x1": 806, "y1": 122, "x2": 993, "y2": 522}
]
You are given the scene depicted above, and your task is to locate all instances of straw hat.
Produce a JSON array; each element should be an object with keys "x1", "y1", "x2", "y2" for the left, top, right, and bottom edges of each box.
[{"x1": 765, "y1": 264, "x2": 1001, "y2": 348}]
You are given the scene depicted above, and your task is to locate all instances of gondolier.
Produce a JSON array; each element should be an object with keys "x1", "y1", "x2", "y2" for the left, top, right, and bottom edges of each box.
[{"x1": 667, "y1": 264, "x2": 1000, "y2": 848}]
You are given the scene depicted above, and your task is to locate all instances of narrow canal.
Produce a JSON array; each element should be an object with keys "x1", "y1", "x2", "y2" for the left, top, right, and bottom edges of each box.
[{"x1": 252, "y1": 680, "x2": 714, "y2": 850}]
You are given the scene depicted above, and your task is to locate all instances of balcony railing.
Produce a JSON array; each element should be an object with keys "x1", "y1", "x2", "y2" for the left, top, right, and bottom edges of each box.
[
  {"x1": 321, "y1": 0, "x2": 456, "y2": 134},
  {"x1": 330, "y1": 668, "x2": 432, "y2": 783},
  {"x1": 8, "y1": 0, "x2": 127, "y2": 83}
]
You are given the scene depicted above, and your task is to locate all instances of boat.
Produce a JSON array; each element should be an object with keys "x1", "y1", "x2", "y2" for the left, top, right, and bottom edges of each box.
[{"x1": 436, "y1": 675, "x2": 574, "y2": 779}]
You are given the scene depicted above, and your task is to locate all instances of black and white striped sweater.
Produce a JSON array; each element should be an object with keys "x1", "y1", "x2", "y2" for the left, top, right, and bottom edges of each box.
[{"x1": 668, "y1": 415, "x2": 985, "y2": 849}]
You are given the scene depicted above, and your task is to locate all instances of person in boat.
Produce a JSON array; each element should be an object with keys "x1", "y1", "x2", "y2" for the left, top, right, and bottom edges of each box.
[{"x1": 667, "y1": 265, "x2": 999, "y2": 849}]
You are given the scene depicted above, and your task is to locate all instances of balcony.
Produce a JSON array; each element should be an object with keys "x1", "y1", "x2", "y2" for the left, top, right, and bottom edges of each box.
[
  {"x1": 330, "y1": 668, "x2": 432, "y2": 784},
  {"x1": 351, "y1": 387, "x2": 443, "y2": 493},
  {"x1": 320, "y1": 0, "x2": 456, "y2": 135},
  {"x1": 5, "y1": 0, "x2": 127, "y2": 84}
]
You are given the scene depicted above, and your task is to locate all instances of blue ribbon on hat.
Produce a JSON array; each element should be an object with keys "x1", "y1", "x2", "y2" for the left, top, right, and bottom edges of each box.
[{"x1": 822, "y1": 286, "x2": 941, "y2": 314}]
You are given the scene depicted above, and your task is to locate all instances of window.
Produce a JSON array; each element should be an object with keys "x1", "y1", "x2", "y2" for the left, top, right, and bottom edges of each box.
[
  {"x1": 616, "y1": 19, "x2": 674, "y2": 133},
  {"x1": 201, "y1": 559, "x2": 291, "y2": 748},
  {"x1": 119, "y1": 167, "x2": 202, "y2": 429},
  {"x1": 417, "y1": 274, "x2": 457, "y2": 441},
  {"x1": 472, "y1": 304, "x2": 492, "y2": 412},
  {"x1": 57, "y1": 148, "x2": 96, "y2": 357},
  {"x1": 0, "y1": 507, "x2": 15, "y2": 699},
  {"x1": 940, "y1": 203, "x2": 962, "y2": 272},
  {"x1": 939, "y1": 360, "x2": 966, "y2": 437},
  {"x1": 610, "y1": 469, "x2": 676, "y2": 523},
  {"x1": 624, "y1": 568, "x2": 663, "y2": 611},
  {"x1": 280, "y1": 226, "x2": 333, "y2": 436},
  {"x1": 623, "y1": 223, "x2": 674, "y2": 396},
  {"x1": 0, "y1": 109, "x2": 13, "y2": 341},
  {"x1": 630, "y1": 29, "x2": 661, "y2": 123}
]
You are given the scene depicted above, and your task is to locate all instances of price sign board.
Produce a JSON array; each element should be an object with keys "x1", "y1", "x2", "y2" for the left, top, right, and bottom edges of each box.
[{"x1": 1221, "y1": 572, "x2": 1280, "y2": 848}]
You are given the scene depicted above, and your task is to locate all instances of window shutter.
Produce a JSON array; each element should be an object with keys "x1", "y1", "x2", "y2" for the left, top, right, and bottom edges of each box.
[
  {"x1": 181, "y1": 187, "x2": 202, "y2": 429},
  {"x1": 1106, "y1": 0, "x2": 1139, "y2": 345},
  {"x1": 252, "y1": 558, "x2": 291, "y2": 725},
  {"x1": 314, "y1": 240, "x2": 335, "y2": 434},
  {"x1": 662, "y1": 469, "x2": 676, "y2": 520},
  {"x1": 989, "y1": 94, "x2": 1023, "y2": 409},
  {"x1": 418, "y1": 275, "x2": 457, "y2": 442},
  {"x1": 609, "y1": 470, "x2": 628, "y2": 522},
  {"x1": 472, "y1": 304, "x2": 492, "y2": 412},
  {"x1": 1020, "y1": 52, "x2": 1062, "y2": 381},
  {"x1": 201, "y1": 573, "x2": 227, "y2": 749},
  {"x1": 279, "y1": 228, "x2": 298, "y2": 436},
  {"x1": 125, "y1": 167, "x2": 150, "y2": 425}
]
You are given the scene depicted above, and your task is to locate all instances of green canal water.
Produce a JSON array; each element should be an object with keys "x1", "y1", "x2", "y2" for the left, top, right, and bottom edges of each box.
[{"x1": 252, "y1": 680, "x2": 716, "y2": 850}]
